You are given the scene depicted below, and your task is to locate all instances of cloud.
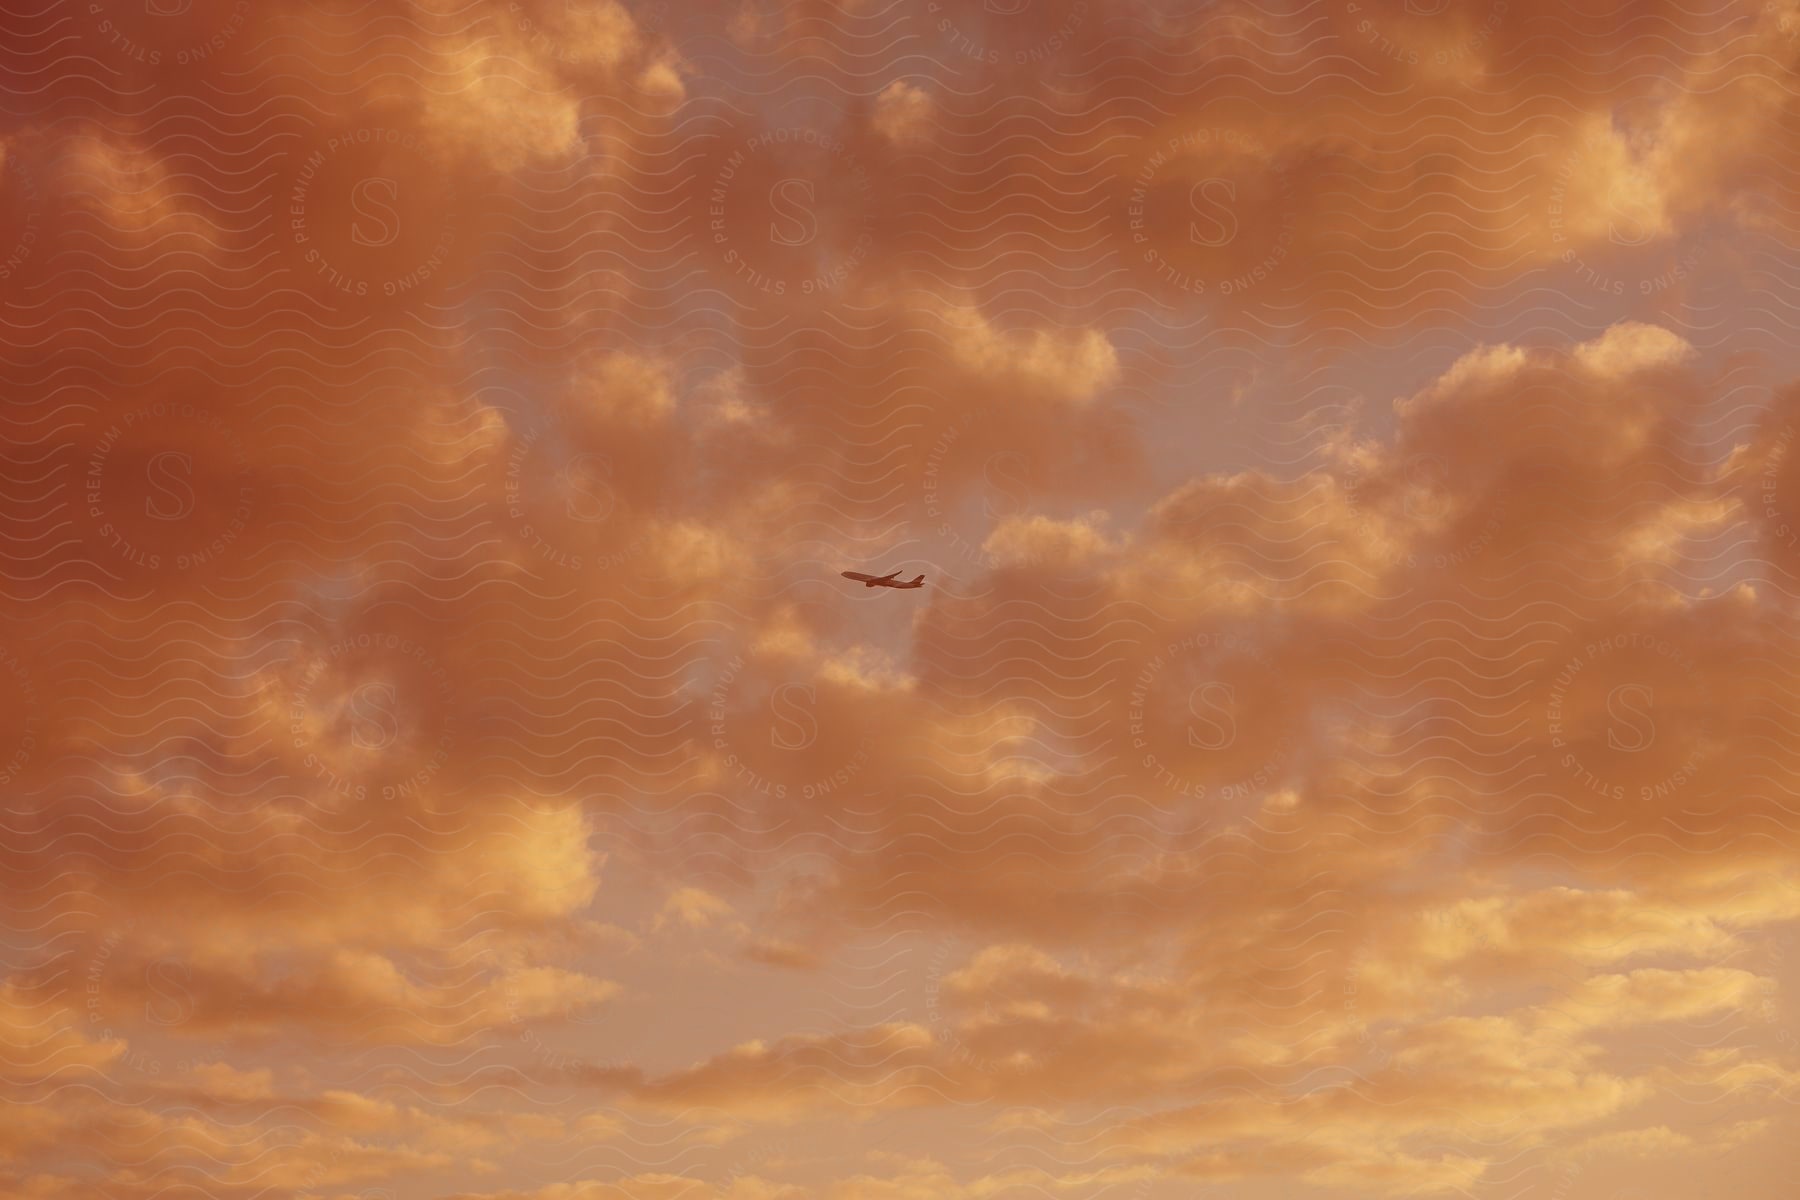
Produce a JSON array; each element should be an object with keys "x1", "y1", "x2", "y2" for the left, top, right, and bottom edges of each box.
[
  {"x1": 444, "y1": 1178, "x2": 806, "y2": 1200},
  {"x1": 871, "y1": 82, "x2": 934, "y2": 148},
  {"x1": 3, "y1": 0, "x2": 1797, "y2": 1195},
  {"x1": 940, "y1": 307, "x2": 1120, "y2": 405},
  {"x1": 657, "y1": 887, "x2": 735, "y2": 931}
]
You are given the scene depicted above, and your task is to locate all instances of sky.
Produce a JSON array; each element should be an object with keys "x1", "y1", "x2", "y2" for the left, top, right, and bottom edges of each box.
[{"x1": 2, "y1": 0, "x2": 1800, "y2": 1197}]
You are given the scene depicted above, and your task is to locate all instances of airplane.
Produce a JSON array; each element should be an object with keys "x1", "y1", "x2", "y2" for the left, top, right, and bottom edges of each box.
[{"x1": 841, "y1": 570, "x2": 926, "y2": 589}]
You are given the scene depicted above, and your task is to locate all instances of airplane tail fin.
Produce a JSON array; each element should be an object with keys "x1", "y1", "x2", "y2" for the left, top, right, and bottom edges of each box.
[{"x1": 909, "y1": 575, "x2": 925, "y2": 585}]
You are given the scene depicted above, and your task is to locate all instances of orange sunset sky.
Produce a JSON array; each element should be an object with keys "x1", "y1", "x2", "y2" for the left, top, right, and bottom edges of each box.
[{"x1": 3, "y1": 1, "x2": 1800, "y2": 1197}]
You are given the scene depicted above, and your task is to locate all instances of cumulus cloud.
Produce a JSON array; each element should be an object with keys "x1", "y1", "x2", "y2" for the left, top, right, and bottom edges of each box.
[{"x1": 3, "y1": 1, "x2": 1797, "y2": 1197}]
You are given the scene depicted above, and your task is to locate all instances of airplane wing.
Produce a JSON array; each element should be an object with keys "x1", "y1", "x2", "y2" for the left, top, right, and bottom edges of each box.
[
  {"x1": 876, "y1": 570, "x2": 902, "y2": 582},
  {"x1": 841, "y1": 571, "x2": 878, "y2": 583}
]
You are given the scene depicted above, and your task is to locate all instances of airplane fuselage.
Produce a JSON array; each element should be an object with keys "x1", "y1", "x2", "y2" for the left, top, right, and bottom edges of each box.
[{"x1": 842, "y1": 570, "x2": 926, "y2": 590}]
